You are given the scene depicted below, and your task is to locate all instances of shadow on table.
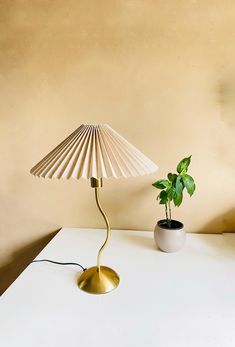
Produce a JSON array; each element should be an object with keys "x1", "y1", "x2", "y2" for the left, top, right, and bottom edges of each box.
[
  {"x1": 121, "y1": 231, "x2": 158, "y2": 251},
  {"x1": 0, "y1": 229, "x2": 60, "y2": 295}
]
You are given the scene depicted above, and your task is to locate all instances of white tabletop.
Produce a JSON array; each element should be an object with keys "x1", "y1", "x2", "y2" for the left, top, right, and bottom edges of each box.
[{"x1": 0, "y1": 228, "x2": 235, "y2": 347}]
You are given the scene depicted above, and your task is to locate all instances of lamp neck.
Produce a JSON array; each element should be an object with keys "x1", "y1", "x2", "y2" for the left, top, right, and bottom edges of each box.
[{"x1": 90, "y1": 176, "x2": 110, "y2": 272}]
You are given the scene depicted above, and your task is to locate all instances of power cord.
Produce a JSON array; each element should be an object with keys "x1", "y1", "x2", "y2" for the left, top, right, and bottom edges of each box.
[{"x1": 31, "y1": 259, "x2": 86, "y2": 271}]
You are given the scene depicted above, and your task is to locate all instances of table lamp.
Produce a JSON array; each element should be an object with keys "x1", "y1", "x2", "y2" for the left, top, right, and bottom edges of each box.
[{"x1": 30, "y1": 124, "x2": 158, "y2": 294}]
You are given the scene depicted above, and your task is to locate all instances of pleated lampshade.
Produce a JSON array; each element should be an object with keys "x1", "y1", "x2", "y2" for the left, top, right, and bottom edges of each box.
[{"x1": 30, "y1": 124, "x2": 158, "y2": 179}]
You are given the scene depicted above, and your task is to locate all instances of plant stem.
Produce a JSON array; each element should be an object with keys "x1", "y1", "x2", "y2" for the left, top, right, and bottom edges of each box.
[
  {"x1": 165, "y1": 203, "x2": 169, "y2": 221},
  {"x1": 165, "y1": 202, "x2": 170, "y2": 227},
  {"x1": 168, "y1": 201, "x2": 172, "y2": 226}
]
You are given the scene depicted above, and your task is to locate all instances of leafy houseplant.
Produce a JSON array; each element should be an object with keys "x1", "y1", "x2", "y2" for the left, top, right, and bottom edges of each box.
[{"x1": 152, "y1": 156, "x2": 196, "y2": 252}]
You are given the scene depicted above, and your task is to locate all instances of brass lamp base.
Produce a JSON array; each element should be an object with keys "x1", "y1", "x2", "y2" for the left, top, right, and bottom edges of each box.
[{"x1": 78, "y1": 266, "x2": 120, "y2": 294}]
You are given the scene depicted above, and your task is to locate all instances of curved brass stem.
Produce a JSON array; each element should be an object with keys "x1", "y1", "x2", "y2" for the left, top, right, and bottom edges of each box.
[{"x1": 94, "y1": 187, "x2": 111, "y2": 272}]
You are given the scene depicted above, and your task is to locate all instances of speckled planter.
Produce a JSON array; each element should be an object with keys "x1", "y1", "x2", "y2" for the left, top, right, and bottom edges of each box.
[{"x1": 154, "y1": 219, "x2": 186, "y2": 253}]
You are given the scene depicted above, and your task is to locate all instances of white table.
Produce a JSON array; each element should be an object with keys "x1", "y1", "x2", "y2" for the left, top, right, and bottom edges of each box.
[{"x1": 0, "y1": 228, "x2": 235, "y2": 347}]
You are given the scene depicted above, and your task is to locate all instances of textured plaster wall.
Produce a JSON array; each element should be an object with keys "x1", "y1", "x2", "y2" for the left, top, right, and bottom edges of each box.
[{"x1": 0, "y1": 0, "x2": 235, "y2": 292}]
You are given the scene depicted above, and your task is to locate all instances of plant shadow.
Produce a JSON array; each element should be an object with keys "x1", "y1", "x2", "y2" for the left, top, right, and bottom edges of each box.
[
  {"x1": 201, "y1": 207, "x2": 235, "y2": 234},
  {"x1": 121, "y1": 232, "x2": 159, "y2": 251},
  {"x1": 197, "y1": 208, "x2": 235, "y2": 258}
]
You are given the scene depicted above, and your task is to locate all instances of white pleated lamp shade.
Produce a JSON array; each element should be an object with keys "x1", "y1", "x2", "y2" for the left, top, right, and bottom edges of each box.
[{"x1": 30, "y1": 124, "x2": 158, "y2": 179}]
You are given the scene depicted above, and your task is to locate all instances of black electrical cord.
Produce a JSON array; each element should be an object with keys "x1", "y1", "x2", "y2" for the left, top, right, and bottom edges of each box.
[{"x1": 31, "y1": 259, "x2": 86, "y2": 271}]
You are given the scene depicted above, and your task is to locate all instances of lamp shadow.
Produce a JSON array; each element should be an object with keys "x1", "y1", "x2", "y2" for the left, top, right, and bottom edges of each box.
[{"x1": 0, "y1": 229, "x2": 60, "y2": 295}]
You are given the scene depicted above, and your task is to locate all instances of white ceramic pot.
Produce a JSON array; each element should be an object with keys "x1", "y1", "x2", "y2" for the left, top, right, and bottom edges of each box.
[{"x1": 154, "y1": 219, "x2": 186, "y2": 252}]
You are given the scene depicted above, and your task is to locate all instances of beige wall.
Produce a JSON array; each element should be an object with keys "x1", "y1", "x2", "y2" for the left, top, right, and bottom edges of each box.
[{"x1": 1, "y1": 0, "x2": 235, "y2": 292}]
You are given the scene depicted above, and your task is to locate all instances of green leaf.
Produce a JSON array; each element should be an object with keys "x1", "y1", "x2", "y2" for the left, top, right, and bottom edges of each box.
[
  {"x1": 175, "y1": 175, "x2": 183, "y2": 192},
  {"x1": 166, "y1": 187, "x2": 175, "y2": 201},
  {"x1": 159, "y1": 190, "x2": 168, "y2": 204},
  {"x1": 176, "y1": 155, "x2": 192, "y2": 174},
  {"x1": 167, "y1": 173, "x2": 177, "y2": 184},
  {"x1": 174, "y1": 175, "x2": 184, "y2": 206},
  {"x1": 182, "y1": 174, "x2": 196, "y2": 196},
  {"x1": 174, "y1": 190, "x2": 183, "y2": 206},
  {"x1": 152, "y1": 179, "x2": 171, "y2": 190}
]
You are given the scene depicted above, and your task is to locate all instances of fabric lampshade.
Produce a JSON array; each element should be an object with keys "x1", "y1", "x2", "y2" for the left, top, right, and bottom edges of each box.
[{"x1": 30, "y1": 124, "x2": 158, "y2": 179}]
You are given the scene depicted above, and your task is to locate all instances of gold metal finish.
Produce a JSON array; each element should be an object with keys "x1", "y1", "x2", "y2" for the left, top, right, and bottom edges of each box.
[
  {"x1": 78, "y1": 177, "x2": 120, "y2": 294},
  {"x1": 95, "y1": 186, "x2": 110, "y2": 271},
  {"x1": 90, "y1": 177, "x2": 103, "y2": 188},
  {"x1": 78, "y1": 266, "x2": 120, "y2": 294}
]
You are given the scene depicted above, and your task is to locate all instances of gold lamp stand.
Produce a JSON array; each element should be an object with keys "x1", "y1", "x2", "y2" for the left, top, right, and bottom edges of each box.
[{"x1": 78, "y1": 177, "x2": 120, "y2": 294}]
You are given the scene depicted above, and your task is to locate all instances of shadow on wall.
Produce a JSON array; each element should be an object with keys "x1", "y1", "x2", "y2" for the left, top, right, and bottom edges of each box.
[
  {"x1": 202, "y1": 208, "x2": 235, "y2": 233},
  {"x1": 197, "y1": 208, "x2": 235, "y2": 259},
  {"x1": 0, "y1": 229, "x2": 59, "y2": 295}
]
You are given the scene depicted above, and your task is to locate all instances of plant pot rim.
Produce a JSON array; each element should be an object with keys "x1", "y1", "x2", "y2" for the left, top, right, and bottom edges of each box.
[{"x1": 157, "y1": 219, "x2": 184, "y2": 230}]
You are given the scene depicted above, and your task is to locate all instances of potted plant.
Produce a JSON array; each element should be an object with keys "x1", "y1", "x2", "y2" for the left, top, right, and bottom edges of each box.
[{"x1": 152, "y1": 155, "x2": 196, "y2": 252}]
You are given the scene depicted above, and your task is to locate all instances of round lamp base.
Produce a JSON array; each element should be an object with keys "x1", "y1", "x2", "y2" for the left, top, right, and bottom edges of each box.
[{"x1": 78, "y1": 266, "x2": 120, "y2": 294}]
